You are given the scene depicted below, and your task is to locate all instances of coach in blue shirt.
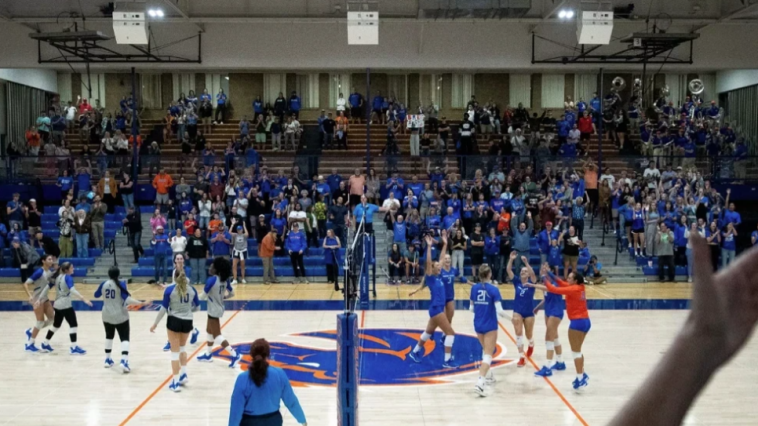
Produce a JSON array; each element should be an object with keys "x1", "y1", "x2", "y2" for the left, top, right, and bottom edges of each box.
[
  {"x1": 229, "y1": 338, "x2": 306, "y2": 426},
  {"x1": 352, "y1": 194, "x2": 387, "y2": 234},
  {"x1": 288, "y1": 91, "x2": 301, "y2": 118}
]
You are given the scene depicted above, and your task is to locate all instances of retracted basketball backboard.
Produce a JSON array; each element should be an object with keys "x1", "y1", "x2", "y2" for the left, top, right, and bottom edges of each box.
[
  {"x1": 347, "y1": 11, "x2": 379, "y2": 45},
  {"x1": 113, "y1": 2, "x2": 148, "y2": 45},
  {"x1": 577, "y1": 1, "x2": 614, "y2": 45}
]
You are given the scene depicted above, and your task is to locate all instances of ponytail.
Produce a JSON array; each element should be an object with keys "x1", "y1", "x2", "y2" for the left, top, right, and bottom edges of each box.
[
  {"x1": 249, "y1": 338, "x2": 270, "y2": 387},
  {"x1": 176, "y1": 272, "x2": 188, "y2": 299}
]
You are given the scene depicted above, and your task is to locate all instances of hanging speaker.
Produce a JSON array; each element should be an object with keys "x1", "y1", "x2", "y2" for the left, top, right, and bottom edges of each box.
[{"x1": 113, "y1": 2, "x2": 148, "y2": 45}]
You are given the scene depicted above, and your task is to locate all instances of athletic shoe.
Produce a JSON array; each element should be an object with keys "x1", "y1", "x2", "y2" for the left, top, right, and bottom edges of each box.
[
  {"x1": 25, "y1": 343, "x2": 40, "y2": 353},
  {"x1": 408, "y1": 350, "x2": 422, "y2": 363},
  {"x1": 441, "y1": 360, "x2": 457, "y2": 369},
  {"x1": 229, "y1": 353, "x2": 241, "y2": 368},
  {"x1": 582, "y1": 372, "x2": 589, "y2": 382},
  {"x1": 485, "y1": 372, "x2": 496, "y2": 385},
  {"x1": 190, "y1": 328, "x2": 200, "y2": 345},
  {"x1": 526, "y1": 345, "x2": 534, "y2": 357},
  {"x1": 40, "y1": 343, "x2": 54, "y2": 353},
  {"x1": 474, "y1": 384, "x2": 486, "y2": 397},
  {"x1": 241, "y1": 279, "x2": 247, "y2": 284},
  {"x1": 169, "y1": 380, "x2": 181, "y2": 392},
  {"x1": 104, "y1": 358, "x2": 115, "y2": 368},
  {"x1": 25, "y1": 328, "x2": 31, "y2": 340},
  {"x1": 517, "y1": 357, "x2": 526, "y2": 367},
  {"x1": 534, "y1": 366, "x2": 553, "y2": 377},
  {"x1": 179, "y1": 373, "x2": 188, "y2": 385},
  {"x1": 70, "y1": 346, "x2": 87, "y2": 355},
  {"x1": 552, "y1": 361, "x2": 567, "y2": 371},
  {"x1": 196, "y1": 353, "x2": 213, "y2": 363},
  {"x1": 231, "y1": 279, "x2": 238, "y2": 285},
  {"x1": 573, "y1": 376, "x2": 589, "y2": 391},
  {"x1": 163, "y1": 342, "x2": 171, "y2": 351},
  {"x1": 120, "y1": 360, "x2": 131, "y2": 374}
]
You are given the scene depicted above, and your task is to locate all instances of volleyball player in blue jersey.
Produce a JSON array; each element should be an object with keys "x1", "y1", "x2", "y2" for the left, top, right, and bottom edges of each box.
[
  {"x1": 439, "y1": 231, "x2": 467, "y2": 343},
  {"x1": 533, "y1": 262, "x2": 567, "y2": 377},
  {"x1": 469, "y1": 264, "x2": 508, "y2": 397},
  {"x1": 408, "y1": 235, "x2": 456, "y2": 368},
  {"x1": 506, "y1": 251, "x2": 537, "y2": 367}
]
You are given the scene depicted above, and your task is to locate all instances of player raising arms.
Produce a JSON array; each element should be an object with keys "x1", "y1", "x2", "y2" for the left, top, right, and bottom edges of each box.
[
  {"x1": 408, "y1": 235, "x2": 456, "y2": 368},
  {"x1": 196, "y1": 257, "x2": 241, "y2": 367},
  {"x1": 34, "y1": 262, "x2": 93, "y2": 355},
  {"x1": 23, "y1": 254, "x2": 57, "y2": 352},
  {"x1": 532, "y1": 262, "x2": 567, "y2": 377},
  {"x1": 439, "y1": 230, "x2": 467, "y2": 343},
  {"x1": 469, "y1": 264, "x2": 508, "y2": 397},
  {"x1": 150, "y1": 271, "x2": 200, "y2": 392},
  {"x1": 506, "y1": 251, "x2": 537, "y2": 367},
  {"x1": 526, "y1": 270, "x2": 590, "y2": 391},
  {"x1": 94, "y1": 266, "x2": 148, "y2": 372}
]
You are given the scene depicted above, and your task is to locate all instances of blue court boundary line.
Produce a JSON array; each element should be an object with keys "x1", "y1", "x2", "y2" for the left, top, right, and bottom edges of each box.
[{"x1": 0, "y1": 299, "x2": 691, "y2": 312}]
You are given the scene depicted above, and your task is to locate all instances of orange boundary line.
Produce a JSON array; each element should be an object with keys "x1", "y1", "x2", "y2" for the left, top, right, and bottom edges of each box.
[
  {"x1": 118, "y1": 309, "x2": 244, "y2": 426},
  {"x1": 497, "y1": 321, "x2": 589, "y2": 426},
  {"x1": 360, "y1": 310, "x2": 366, "y2": 328}
]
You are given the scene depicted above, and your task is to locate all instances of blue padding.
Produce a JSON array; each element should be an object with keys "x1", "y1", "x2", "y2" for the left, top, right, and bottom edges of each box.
[
  {"x1": 642, "y1": 266, "x2": 688, "y2": 276},
  {"x1": 130, "y1": 265, "x2": 339, "y2": 277},
  {"x1": 58, "y1": 258, "x2": 96, "y2": 267},
  {"x1": 137, "y1": 256, "x2": 325, "y2": 267},
  {"x1": 0, "y1": 268, "x2": 87, "y2": 278}
]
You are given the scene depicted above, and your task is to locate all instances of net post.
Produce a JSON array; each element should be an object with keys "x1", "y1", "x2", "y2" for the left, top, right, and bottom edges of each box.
[
  {"x1": 336, "y1": 312, "x2": 359, "y2": 426},
  {"x1": 359, "y1": 232, "x2": 371, "y2": 309}
]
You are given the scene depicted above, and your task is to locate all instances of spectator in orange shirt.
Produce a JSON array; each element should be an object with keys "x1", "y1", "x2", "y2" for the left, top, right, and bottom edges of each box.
[
  {"x1": 208, "y1": 213, "x2": 223, "y2": 238},
  {"x1": 152, "y1": 168, "x2": 174, "y2": 206},
  {"x1": 258, "y1": 228, "x2": 280, "y2": 284},
  {"x1": 347, "y1": 168, "x2": 366, "y2": 208},
  {"x1": 26, "y1": 127, "x2": 41, "y2": 156}
]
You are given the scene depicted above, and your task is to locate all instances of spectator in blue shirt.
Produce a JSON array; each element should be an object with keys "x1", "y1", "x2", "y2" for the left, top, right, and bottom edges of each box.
[
  {"x1": 151, "y1": 225, "x2": 170, "y2": 285},
  {"x1": 288, "y1": 91, "x2": 302, "y2": 119},
  {"x1": 349, "y1": 88, "x2": 364, "y2": 124},
  {"x1": 484, "y1": 228, "x2": 501, "y2": 280},
  {"x1": 537, "y1": 221, "x2": 559, "y2": 265},
  {"x1": 583, "y1": 255, "x2": 607, "y2": 284},
  {"x1": 211, "y1": 224, "x2": 232, "y2": 259},
  {"x1": 327, "y1": 168, "x2": 342, "y2": 193},
  {"x1": 215, "y1": 89, "x2": 228, "y2": 124},
  {"x1": 722, "y1": 222, "x2": 738, "y2": 269},
  {"x1": 228, "y1": 338, "x2": 306, "y2": 426},
  {"x1": 371, "y1": 91, "x2": 384, "y2": 124},
  {"x1": 285, "y1": 223, "x2": 308, "y2": 283},
  {"x1": 6, "y1": 193, "x2": 25, "y2": 230},
  {"x1": 76, "y1": 166, "x2": 92, "y2": 200},
  {"x1": 252, "y1": 96, "x2": 264, "y2": 121},
  {"x1": 352, "y1": 195, "x2": 387, "y2": 234},
  {"x1": 723, "y1": 189, "x2": 741, "y2": 227}
]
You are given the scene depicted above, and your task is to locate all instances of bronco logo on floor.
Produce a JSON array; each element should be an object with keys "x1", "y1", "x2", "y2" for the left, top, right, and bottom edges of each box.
[{"x1": 212, "y1": 328, "x2": 511, "y2": 386}]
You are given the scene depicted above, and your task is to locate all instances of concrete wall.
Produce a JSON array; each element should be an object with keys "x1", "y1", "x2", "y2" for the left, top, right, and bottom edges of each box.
[
  {"x1": 717, "y1": 70, "x2": 758, "y2": 94},
  {"x1": 0, "y1": 68, "x2": 58, "y2": 93}
]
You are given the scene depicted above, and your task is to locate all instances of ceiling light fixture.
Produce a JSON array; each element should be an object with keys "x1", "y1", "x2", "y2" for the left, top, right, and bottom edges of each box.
[
  {"x1": 148, "y1": 8, "x2": 164, "y2": 18},
  {"x1": 558, "y1": 9, "x2": 575, "y2": 19}
]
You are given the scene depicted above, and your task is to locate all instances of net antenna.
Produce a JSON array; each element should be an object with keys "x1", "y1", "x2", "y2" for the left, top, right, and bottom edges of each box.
[{"x1": 343, "y1": 212, "x2": 366, "y2": 313}]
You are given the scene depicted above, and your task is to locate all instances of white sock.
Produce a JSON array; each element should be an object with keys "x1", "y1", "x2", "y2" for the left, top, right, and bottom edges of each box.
[
  {"x1": 576, "y1": 374, "x2": 583, "y2": 381},
  {"x1": 70, "y1": 343, "x2": 77, "y2": 349},
  {"x1": 181, "y1": 366, "x2": 187, "y2": 375},
  {"x1": 121, "y1": 354, "x2": 129, "y2": 362},
  {"x1": 173, "y1": 374, "x2": 180, "y2": 384},
  {"x1": 528, "y1": 339, "x2": 534, "y2": 346},
  {"x1": 556, "y1": 354, "x2": 563, "y2": 362},
  {"x1": 547, "y1": 359, "x2": 556, "y2": 368},
  {"x1": 43, "y1": 339, "x2": 50, "y2": 345},
  {"x1": 28, "y1": 337, "x2": 34, "y2": 345},
  {"x1": 227, "y1": 346, "x2": 237, "y2": 357},
  {"x1": 206, "y1": 343, "x2": 213, "y2": 355},
  {"x1": 444, "y1": 352, "x2": 452, "y2": 362},
  {"x1": 477, "y1": 376, "x2": 485, "y2": 387},
  {"x1": 413, "y1": 344, "x2": 423, "y2": 353}
]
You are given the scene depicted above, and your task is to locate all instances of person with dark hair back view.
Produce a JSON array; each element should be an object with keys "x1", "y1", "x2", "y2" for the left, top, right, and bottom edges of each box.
[{"x1": 228, "y1": 338, "x2": 307, "y2": 426}]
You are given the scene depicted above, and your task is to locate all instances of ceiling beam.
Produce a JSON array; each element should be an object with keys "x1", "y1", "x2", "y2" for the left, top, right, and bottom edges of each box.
[
  {"x1": 722, "y1": 2, "x2": 758, "y2": 21},
  {"x1": 694, "y1": 2, "x2": 758, "y2": 32},
  {"x1": 162, "y1": 0, "x2": 204, "y2": 31},
  {"x1": 543, "y1": 0, "x2": 569, "y2": 20},
  {"x1": 0, "y1": 9, "x2": 38, "y2": 31}
]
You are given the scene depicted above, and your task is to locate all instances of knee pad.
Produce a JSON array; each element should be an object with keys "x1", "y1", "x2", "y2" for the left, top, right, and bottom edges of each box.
[
  {"x1": 546, "y1": 341, "x2": 555, "y2": 351},
  {"x1": 69, "y1": 327, "x2": 77, "y2": 334},
  {"x1": 214, "y1": 335, "x2": 226, "y2": 346},
  {"x1": 516, "y1": 336, "x2": 524, "y2": 347},
  {"x1": 420, "y1": 332, "x2": 431, "y2": 342},
  {"x1": 104, "y1": 339, "x2": 114, "y2": 350},
  {"x1": 50, "y1": 326, "x2": 60, "y2": 333},
  {"x1": 572, "y1": 351, "x2": 583, "y2": 360},
  {"x1": 482, "y1": 354, "x2": 492, "y2": 366},
  {"x1": 553, "y1": 338, "x2": 561, "y2": 347},
  {"x1": 444, "y1": 335, "x2": 455, "y2": 348},
  {"x1": 179, "y1": 346, "x2": 187, "y2": 354},
  {"x1": 171, "y1": 351, "x2": 181, "y2": 361},
  {"x1": 36, "y1": 320, "x2": 46, "y2": 330},
  {"x1": 121, "y1": 341, "x2": 130, "y2": 353}
]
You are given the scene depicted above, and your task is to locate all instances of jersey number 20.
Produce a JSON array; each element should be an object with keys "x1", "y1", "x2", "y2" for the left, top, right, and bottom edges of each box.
[{"x1": 105, "y1": 289, "x2": 116, "y2": 299}]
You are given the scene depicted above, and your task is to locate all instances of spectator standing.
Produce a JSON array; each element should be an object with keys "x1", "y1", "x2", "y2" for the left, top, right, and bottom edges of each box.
[
  {"x1": 120, "y1": 171, "x2": 135, "y2": 211},
  {"x1": 170, "y1": 229, "x2": 188, "y2": 260},
  {"x1": 288, "y1": 91, "x2": 302, "y2": 119},
  {"x1": 123, "y1": 207, "x2": 143, "y2": 263},
  {"x1": 150, "y1": 209, "x2": 167, "y2": 234},
  {"x1": 484, "y1": 228, "x2": 501, "y2": 281},
  {"x1": 7, "y1": 193, "x2": 24, "y2": 230},
  {"x1": 258, "y1": 228, "x2": 279, "y2": 285},
  {"x1": 24, "y1": 199, "x2": 42, "y2": 236},
  {"x1": 537, "y1": 221, "x2": 559, "y2": 265},
  {"x1": 347, "y1": 169, "x2": 366, "y2": 208},
  {"x1": 211, "y1": 224, "x2": 232, "y2": 259},
  {"x1": 323, "y1": 229, "x2": 342, "y2": 290},
  {"x1": 214, "y1": 89, "x2": 228, "y2": 124},
  {"x1": 286, "y1": 223, "x2": 308, "y2": 284},
  {"x1": 10, "y1": 237, "x2": 40, "y2": 283},
  {"x1": 57, "y1": 211, "x2": 74, "y2": 258},
  {"x1": 560, "y1": 225, "x2": 582, "y2": 280},
  {"x1": 469, "y1": 223, "x2": 485, "y2": 279},
  {"x1": 152, "y1": 168, "x2": 174, "y2": 207},
  {"x1": 570, "y1": 197, "x2": 586, "y2": 241},
  {"x1": 721, "y1": 222, "x2": 738, "y2": 268},
  {"x1": 230, "y1": 224, "x2": 249, "y2": 285},
  {"x1": 656, "y1": 223, "x2": 675, "y2": 282},
  {"x1": 97, "y1": 170, "x2": 118, "y2": 214},
  {"x1": 72, "y1": 210, "x2": 91, "y2": 259},
  {"x1": 151, "y1": 225, "x2": 170, "y2": 286},
  {"x1": 349, "y1": 88, "x2": 364, "y2": 124},
  {"x1": 387, "y1": 243, "x2": 404, "y2": 285},
  {"x1": 90, "y1": 196, "x2": 108, "y2": 250},
  {"x1": 510, "y1": 212, "x2": 534, "y2": 273}
]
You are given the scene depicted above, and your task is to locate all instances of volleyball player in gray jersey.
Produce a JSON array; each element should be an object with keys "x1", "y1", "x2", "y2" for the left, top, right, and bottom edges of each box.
[
  {"x1": 162, "y1": 254, "x2": 200, "y2": 351},
  {"x1": 197, "y1": 257, "x2": 240, "y2": 367},
  {"x1": 35, "y1": 262, "x2": 93, "y2": 354},
  {"x1": 150, "y1": 271, "x2": 200, "y2": 392},
  {"x1": 230, "y1": 223, "x2": 249, "y2": 285},
  {"x1": 23, "y1": 254, "x2": 56, "y2": 353},
  {"x1": 94, "y1": 266, "x2": 147, "y2": 372}
]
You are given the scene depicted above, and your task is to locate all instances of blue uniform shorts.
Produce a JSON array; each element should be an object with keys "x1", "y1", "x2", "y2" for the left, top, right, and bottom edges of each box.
[
  {"x1": 428, "y1": 304, "x2": 445, "y2": 318},
  {"x1": 474, "y1": 325, "x2": 498, "y2": 335},
  {"x1": 569, "y1": 318, "x2": 591, "y2": 333},
  {"x1": 514, "y1": 309, "x2": 534, "y2": 319},
  {"x1": 545, "y1": 309, "x2": 564, "y2": 320}
]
